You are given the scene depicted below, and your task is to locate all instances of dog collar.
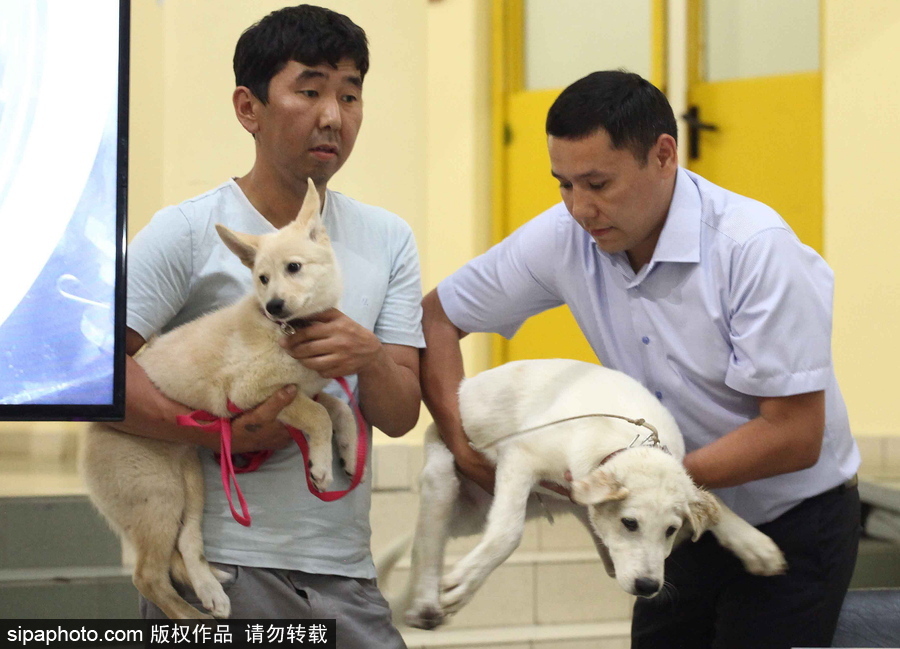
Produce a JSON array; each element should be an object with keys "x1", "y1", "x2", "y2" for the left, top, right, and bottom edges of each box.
[
  {"x1": 598, "y1": 428, "x2": 670, "y2": 466},
  {"x1": 276, "y1": 318, "x2": 312, "y2": 336},
  {"x1": 258, "y1": 306, "x2": 312, "y2": 335}
]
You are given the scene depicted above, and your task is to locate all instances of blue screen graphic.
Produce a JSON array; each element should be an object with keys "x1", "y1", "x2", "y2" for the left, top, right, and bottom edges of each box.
[{"x1": 0, "y1": 0, "x2": 123, "y2": 412}]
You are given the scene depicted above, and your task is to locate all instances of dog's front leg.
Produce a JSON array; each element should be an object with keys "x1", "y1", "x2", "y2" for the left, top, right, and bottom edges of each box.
[
  {"x1": 709, "y1": 498, "x2": 787, "y2": 575},
  {"x1": 439, "y1": 453, "x2": 535, "y2": 615},
  {"x1": 315, "y1": 393, "x2": 358, "y2": 478},
  {"x1": 278, "y1": 395, "x2": 335, "y2": 490}
]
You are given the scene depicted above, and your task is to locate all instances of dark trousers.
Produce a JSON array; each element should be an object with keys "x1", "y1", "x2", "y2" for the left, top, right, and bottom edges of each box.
[{"x1": 632, "y1": 484, "x2": 861, "y2": 649}]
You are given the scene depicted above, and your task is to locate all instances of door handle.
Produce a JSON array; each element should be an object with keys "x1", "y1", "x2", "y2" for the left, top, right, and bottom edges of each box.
[{"x1": 682, "y1": 105, "x2": 718, "y2": 160}]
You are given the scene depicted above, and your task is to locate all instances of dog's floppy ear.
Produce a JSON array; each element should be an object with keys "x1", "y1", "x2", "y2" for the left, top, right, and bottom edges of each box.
[
  {"x1": 216, "y1": 225, "x2": 260, "y2": 269},
  {"x1": 291, "y1": 178, "x2": 327, "y2": 242},
  {"x1": 685, "y1": 488, "x2": 720, "y2": 541},
  {"x1": 571, "y1": 469, "x2": 629, "y2": 506}
]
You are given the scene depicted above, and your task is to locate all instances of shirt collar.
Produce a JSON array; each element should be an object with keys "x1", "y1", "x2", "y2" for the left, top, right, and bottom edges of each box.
[
  {"x1": 650, "y1": 167, "x2": 701, "y2": 264},
  {"x1": 599, "y1": 167, "x2": 702, "y2": 285}
]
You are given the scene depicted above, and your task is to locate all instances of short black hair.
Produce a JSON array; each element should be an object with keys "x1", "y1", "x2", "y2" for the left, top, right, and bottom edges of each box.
[
  {"x1": 546, "y1": 70, "x2": 677, "y2": 163},
  {"x1": 234, "y1": 4, "x2": 369, "y2": 104}
]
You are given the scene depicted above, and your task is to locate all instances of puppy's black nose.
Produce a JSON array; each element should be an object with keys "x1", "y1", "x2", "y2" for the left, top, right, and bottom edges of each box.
[
  {"x1": 266, "y1": 299, "x2": 286, "y2": 317},
  {"x1": 634, "y1": 578, "x2": 660, "y2": 597}
]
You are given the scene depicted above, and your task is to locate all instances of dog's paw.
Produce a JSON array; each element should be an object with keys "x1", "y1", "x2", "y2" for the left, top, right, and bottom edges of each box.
[
  {"x1": 335, "y1": 429, "x2": 358, "y2": 477},
  {"x1": 439, "y1": 566, "x2": 482, "y2": 615},
  {"x1": 308, "y1": 460, "x2": 333, "y2": 491},
  {"x1": 737, "y1": 535, "x2": 788, "y2": 576},
  {"x1": 338, "y1": 455, "x2": 357, "y2": 479},
  {"x1": 194, "y1": 580, "x2": 231, "y2": 619},
  {"x1": 404, "y1": 603, "x2": 445, "y2": 630},
  {"x1": 718, "y1": 526, "x2": 788, "y2": 576}
]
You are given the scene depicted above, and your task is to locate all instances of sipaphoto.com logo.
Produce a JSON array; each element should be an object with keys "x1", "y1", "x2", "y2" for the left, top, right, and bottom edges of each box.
[{"x1": 5, "y1": 623, "x2": 142, "y2": 647}]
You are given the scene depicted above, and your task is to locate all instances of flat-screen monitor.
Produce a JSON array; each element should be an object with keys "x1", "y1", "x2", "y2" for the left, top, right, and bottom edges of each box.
[{"x1": 0, "y1": 0, "x2": 128, "y2": 420}]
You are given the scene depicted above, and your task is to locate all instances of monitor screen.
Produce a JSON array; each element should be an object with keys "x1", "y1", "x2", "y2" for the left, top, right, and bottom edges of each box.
[{"x1": 0, "y1": 0, "x2": 128, "y2": 420}]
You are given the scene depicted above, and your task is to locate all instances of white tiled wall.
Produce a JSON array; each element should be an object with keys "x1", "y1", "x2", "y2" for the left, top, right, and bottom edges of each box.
[{"x1": 856, "y1": 434, "x2": 900, "y2": 479}]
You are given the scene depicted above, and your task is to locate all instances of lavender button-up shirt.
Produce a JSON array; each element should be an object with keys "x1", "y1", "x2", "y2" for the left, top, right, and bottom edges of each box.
[{"x1": 439, "y1": 168, "x2": 859, "y2": 525}]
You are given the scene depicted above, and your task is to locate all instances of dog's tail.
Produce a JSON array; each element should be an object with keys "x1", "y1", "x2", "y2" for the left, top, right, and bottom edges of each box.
[
  {"x1": 374, "y1": 532, "x2": 414, "y2": 623},
  {"x1": 374, "y1": 531, "x2": 413, "y2": 587}
]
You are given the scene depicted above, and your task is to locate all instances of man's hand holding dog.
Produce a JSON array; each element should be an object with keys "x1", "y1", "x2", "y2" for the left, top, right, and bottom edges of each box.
[
  {"x1": 279, "y1": 308, "x2": 382, "y2": 379},
  {"x1": 454, "y1": 443, "x2": 497, "y2": 495},
  {"x1": 279, "y1": 308, "x2": 421, "y2": 438},
  {"x1": 229, "y1": 385, "x2": 298, "y2": 453}
]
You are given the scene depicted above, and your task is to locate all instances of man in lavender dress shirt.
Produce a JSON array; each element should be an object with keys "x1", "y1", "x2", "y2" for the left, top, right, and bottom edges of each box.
[{"x1": 420, "y1": 70, "x2": 860, "y2": 649}]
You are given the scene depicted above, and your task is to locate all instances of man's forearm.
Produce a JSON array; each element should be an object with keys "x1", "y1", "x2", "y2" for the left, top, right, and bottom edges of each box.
[
  {"x1": 357, "y1": 346, "x2": 421, "y2": 437},
  {"x1": 420, "y1": 290, "x2": 469, "y2": 454},
  {"x1": 684, "y1": 391, "x2": 825, "y2": 489},
  {"x1": 108, "y1": 356, "x2": 219, "y2": 450}
]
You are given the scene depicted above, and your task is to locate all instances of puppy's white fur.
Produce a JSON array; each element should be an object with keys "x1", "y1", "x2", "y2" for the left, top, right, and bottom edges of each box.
[
  {"x1": 403, "y1": 359, "x2": 786, "y2": 629},
  {"x1": 79, "y1": 180, "x2": 357, "y2": 620}
]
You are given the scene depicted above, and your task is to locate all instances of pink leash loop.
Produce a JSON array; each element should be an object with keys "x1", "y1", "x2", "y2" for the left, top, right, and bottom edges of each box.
[
  {"x1": 175, "y1": 379, "x2": 367, "y2": 524},
  {"x1": 176, "y1": 401, "x2": 252, "y2": 527}
]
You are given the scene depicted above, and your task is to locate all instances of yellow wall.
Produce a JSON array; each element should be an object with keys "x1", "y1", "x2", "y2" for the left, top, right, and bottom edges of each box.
[
  {"x1": 129, "y1": 0, "x2": 428, "y2": 239},
  {"x1": 824, "y1": 1, "x2": 900, "y2": 438},
  {"x1": 424, "y1": 0, "x2": 493, "y2": 362},
  {"x1": 9, "y1": 1, "x2": 899, "y2": 446}
]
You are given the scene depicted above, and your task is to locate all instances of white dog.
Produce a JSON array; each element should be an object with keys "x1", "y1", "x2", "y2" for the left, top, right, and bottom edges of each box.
[
  {"x1": 403, "y1": 359, "x2": 787, "y2": 629},
  {"x1": 80, "y1": 180, "x2": 357, "y2": 620}
]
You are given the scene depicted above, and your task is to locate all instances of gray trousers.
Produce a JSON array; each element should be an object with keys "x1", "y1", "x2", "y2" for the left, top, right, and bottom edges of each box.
[{"x1": 140, "y1": 563, "x2": 407, "y2": 649}]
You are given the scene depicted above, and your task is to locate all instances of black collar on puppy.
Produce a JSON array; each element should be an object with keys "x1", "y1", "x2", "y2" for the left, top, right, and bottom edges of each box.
[
  {"x1": 277, "y1": 318, "x2": 312, "y2": 335},
  {"x1": 259, "y1": 306, "x2": 312, "y2": 335}
]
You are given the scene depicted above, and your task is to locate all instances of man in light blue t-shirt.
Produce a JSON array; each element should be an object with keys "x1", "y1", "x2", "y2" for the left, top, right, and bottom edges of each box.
[
  {"x1": 422, "y1": 71, "x2": 860, "y2": 649},
  {"x1": 115, "y1": 6, "x2": 422, "y2": 646}
]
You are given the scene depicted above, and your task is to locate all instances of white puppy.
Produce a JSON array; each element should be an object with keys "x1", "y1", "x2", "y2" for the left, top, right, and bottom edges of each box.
[
  {"x1": 403, "y1": 359, "x2": 786, "y2": 629},
  {"x1": 80, "y1": 180, "x2": 357, "y2": 620}
]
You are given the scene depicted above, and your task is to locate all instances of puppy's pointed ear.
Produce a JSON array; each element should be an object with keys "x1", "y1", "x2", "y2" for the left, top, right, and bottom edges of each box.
[
  {"x1": 571, "y1": 469, "x2": 629, "y2": 506},
  {"x1": 685, "y1": 488, "x2": 720, "y2": 541},
  {"x1": 216, "y1": 224, "x2": 260, "y2": 269},
  {"x1": 291, "y1": 178, "x2": 327, "y2": 242}
]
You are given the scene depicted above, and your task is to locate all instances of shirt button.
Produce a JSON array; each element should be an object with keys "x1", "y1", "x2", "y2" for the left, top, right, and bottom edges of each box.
[
  {"x1": 655, "y1": 391, "x2": 663, "y2": 400},
  {"x1": 642, "y1": 336, "x2": 650, "y2": 344}
]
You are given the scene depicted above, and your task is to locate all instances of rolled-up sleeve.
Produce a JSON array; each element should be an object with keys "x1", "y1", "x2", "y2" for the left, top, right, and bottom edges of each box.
[
  {"x1": 374, "y1": 222, "x2": 426, "y2": 348},
  {"x1": 438, "y1": 208, "x2": 566, "y2": 338},
  {"x1": 126, "y1": 207, "x2": 193, "y2": 340},
  {"x1": 725, "y1": 228, "x2": 833, "y2": 397}
]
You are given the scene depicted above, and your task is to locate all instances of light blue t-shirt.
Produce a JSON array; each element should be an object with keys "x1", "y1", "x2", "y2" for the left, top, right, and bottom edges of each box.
[
  {"x1": 439, "y1": 168, "x2": 859, "y2": 526},
  {"x1": 128, "y1": 179, "x2": 425, "y2": 577}
]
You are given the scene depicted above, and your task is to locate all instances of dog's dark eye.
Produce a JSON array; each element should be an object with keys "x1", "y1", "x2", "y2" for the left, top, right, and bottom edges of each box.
[
  {"x1": 259, "y1": 275, "x2": 269, "y2": 285},
  {"x1": 286, "y1": 262, "x2": 302, "y2": 274},
  {"x1": 666, "y1": 526, "x2": 678, "y2": 538},
  {"x1": 622, "y1": 517, "x2": 639, "y2": 532}
]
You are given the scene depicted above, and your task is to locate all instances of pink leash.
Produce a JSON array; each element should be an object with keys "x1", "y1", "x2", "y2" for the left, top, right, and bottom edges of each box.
[{"x1": 176, "y1": 377, "x2": 367, "y2": 527}]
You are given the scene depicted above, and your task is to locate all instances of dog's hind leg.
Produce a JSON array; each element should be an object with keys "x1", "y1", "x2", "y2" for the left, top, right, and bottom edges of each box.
[
  {"x1": 404, "y1": 427, "x2": 462, "y2": 630},
  {"x1": 131, "y1": 506, "x2": 212, "y2": 620},
  {"x1": 439, "y1": 451, "x2": 535, "y2": 615},
  {"x1": 173, "y1": 452, "x2": 231, "y2": 618},
  {"x1": 316, "y1": 393, "x2": 358, "y2": 478}
]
